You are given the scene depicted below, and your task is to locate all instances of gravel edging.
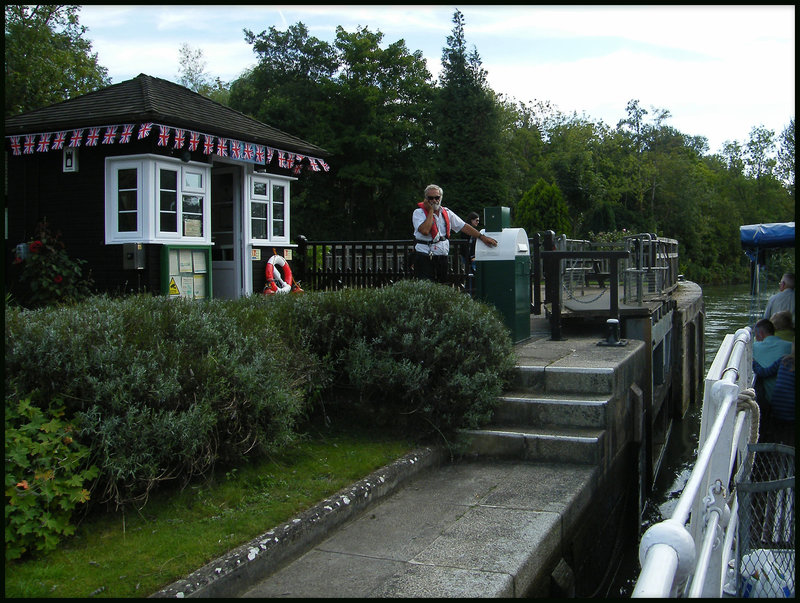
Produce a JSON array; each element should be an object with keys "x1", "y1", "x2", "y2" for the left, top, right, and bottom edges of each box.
[{"x1": 150, "y1": 445, "x2": 447, "y2": 598}]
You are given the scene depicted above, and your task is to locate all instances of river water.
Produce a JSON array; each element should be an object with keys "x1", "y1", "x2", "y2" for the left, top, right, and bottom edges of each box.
[{"x1": 609, "y1": 282, "x2": 758, "y2": 597}]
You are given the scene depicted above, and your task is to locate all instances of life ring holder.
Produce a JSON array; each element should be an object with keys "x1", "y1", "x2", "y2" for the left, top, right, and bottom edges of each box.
[{"x1": 264, "y1": 254, "x2": 302, "y2": 295}]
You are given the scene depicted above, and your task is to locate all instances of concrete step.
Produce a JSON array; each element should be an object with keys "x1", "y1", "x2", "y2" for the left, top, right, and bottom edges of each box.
[
  {"x1": 457, "y1": 425, "x2": 605, "y2": 465},
  {"x1": 494, "y1": 392, "x2": 609, "y2": 429},
  {"x1": 511, "y1": 365, "x2": 617, "y2": 396}
]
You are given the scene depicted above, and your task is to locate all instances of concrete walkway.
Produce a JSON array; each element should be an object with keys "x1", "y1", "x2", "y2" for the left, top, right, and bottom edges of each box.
[
  {"x1": 241, "y1": 460, "x2": 596, "y2": 598},
  {"x1": 152, "y1": 316, "x2": 614, "y2": 598}
]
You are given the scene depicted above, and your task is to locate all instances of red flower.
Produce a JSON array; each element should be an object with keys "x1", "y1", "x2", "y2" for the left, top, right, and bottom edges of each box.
[
  {"x1": 16, "y1": 480, "x2": 29, "y2": 490},
  {"x1": 29, "y1": 240, "x2": 43, "y2": 254},
  {"x1": 54, "y1": 275, "x2": 63, "y2": 284}
]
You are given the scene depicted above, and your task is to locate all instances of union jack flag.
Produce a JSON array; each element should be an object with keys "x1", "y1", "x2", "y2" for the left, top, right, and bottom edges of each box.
[
  {"x1": 173, "y1": 129, "x2": 185, "y2": 149},
  {"x1": 158, "y1": 125, "x2": 170, "y2": 146},
  {"x1": 85, "y1": 127, "x2": 101, "y2": 146},
  {"x1": 318, "y1": 159, "x2": 330, "y2": 172},
  {"x1": 119, "y1": 124, "x2": 135, "y2": 143},
  {"x1": 51, "y1": 131, "x2": 67, "y2": 150},
  {"x1": 69, "y1": 129, "x2": 84, "y2": 147},
  {"x1": 308, "y1": 157, "x2": 321, "y2": 172},
  {"x1": 277, "y1": 151, "x2": 290, "y2": 168},
  {"x1": 188, "y1": 131, "x2": 200, "y2": 151},
  {"x1": 203, "y1": 134, "x2": 214, "y2": 155},
  {"x1": 243, "y1": 143, "x2": 254, "y2": 160},
  {"x1": 138, "y1": 123, "x2": 153, "y2": 139},
  {"x1": 216, "y1": 138, "x2": 228, "y2": 157},
  {"x1": 265, "y1": 146, "x2": 274, "y2": 164},
  {"x1": 23, "y1": 135, "x2": 37, "y2": 154},
  {"x1": 255, "y1": 145, "x2": 265, "y2": 163},
  {"x1": 37, "y1": 133, "x2": 51, "y2": 152},
  {"x1": 230, "y1": 140, "x2": 241, "y2": 159},
  {"x1": 103, "y1": 126, "x2": 118, "y2": 144},
  {"x1": 9, "y1": 136, "x2": 22, "y2": 155}
]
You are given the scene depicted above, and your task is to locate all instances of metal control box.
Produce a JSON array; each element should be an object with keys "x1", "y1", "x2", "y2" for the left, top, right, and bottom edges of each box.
[
  {"x1": 475, "y1": 223, "x2": 531, "y2": 343},
  {"x1": 122, "y1": 243, "x2": 145, "y2": 270}
]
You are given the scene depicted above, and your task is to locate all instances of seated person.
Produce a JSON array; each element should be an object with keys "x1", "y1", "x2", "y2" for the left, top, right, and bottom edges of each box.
[
  {"x1": 753, "y1": 343, "x2": 795, "y2": 446},
  {"x1": 770, "y1": 310, "x2": 794, "y2": 342},
  {"x1": 752, "y1": 318, "x2": 793, "y2": 406}
]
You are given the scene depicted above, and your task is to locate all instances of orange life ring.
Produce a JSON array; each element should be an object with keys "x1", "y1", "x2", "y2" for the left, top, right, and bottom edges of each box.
[{"x1": 264, "y1": 255, "x2": 302, "y2": 295}]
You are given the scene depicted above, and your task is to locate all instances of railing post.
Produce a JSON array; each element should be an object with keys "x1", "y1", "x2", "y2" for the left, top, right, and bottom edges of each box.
[
  {"x1": 532, "y1": 233, "x2": 542, "y2": 314},
  {"x1": 295, "y1": 235, "x2": 307, "y2": 285}
]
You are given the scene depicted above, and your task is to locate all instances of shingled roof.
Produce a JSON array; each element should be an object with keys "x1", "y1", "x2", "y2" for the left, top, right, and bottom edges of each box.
[{"x1": 4, "y1": 73, "x2": 328, "y2": 157}]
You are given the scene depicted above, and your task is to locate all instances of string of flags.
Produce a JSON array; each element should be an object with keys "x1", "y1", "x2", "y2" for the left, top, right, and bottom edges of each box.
[{"x1": 5, "y1": 122, "x2": 330, "y2": 175}]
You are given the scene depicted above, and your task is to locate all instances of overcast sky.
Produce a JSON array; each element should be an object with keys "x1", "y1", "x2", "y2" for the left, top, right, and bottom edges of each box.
[{"x1": 79, "y1": 5, "x2": 795, "y2": 155}]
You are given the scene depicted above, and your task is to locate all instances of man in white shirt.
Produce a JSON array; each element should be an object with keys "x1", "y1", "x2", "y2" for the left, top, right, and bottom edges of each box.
[
  {"x1": 763, "y1": 272, "x2": 795, "y2": 322},
  {"x1": 412, "y1": 184, "x2": 497, "y2": 282}
]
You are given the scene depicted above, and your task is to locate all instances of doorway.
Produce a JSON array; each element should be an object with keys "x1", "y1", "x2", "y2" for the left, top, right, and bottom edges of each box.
[{"x1": 211, "y1": 166, "x2": 241, "y2": 299}]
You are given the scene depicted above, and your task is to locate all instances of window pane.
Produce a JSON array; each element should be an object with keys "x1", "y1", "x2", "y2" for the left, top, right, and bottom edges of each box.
[
  {"x1": 161, "y1": 212, "x2": 177, "y2": 232},
  {"x1": 119, "y1": 168, "x2": 137, "y2": 189},
  {"x1": 119, "y1": 212, "x2": 137, "y2": 232},
  {"x1": 253, "y1": 181, "x2": 267, "y2": 196},
  {"x1": 182, "y1": 194, "x2": 202, "y2": 214},
  {"x1": 184, "y1": 172, "x2": 202, "y2": 189},
  {"x1": 119, "y1": 190, "x2": 138, "y2": 211},
  {"x1": 160, "y1": 190, "x2": 176, "y2": 212},
  {"x1": 160, "y1": 168, "x2": 177, "y2": 190},
  {"x1": 251, "y1": 202, "x2": 266, "y2": 219},
  {"x1": 272, "y1": 183, "x2": 285, "y2": 237},
  {"x1": 252, "y1": 219, "x2": 267, "y2": 239}
]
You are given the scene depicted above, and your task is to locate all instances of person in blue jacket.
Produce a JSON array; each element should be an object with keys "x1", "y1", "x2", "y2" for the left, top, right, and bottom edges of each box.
[
  {"x1": 752, "y1": 318, "x2": 792, "y2": 405},
  {"x1": 753, "y1": 343, "x2": 795, "y2": 446}
]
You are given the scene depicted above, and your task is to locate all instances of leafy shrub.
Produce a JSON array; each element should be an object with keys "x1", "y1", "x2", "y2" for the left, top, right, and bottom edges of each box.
[
  {"x1": 268, "y1": 281, "x2": 516, "y2": 435},
  {"x1": 5, "y1": 398, "x2": 99, "y2": 560},
  {"x1": 5, "y1": 284, "x2": 515, "y2": 516},
  {"x1": 11, "y1": 220, "x2": 94, "y2": 309},
  {"x1": 5, "y1": 294, "x2": 325, "y2": 507}
]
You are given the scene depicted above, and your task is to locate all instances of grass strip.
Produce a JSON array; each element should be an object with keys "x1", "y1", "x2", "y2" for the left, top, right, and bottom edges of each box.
[{"x1": 4, "y1": 426, "x2": 414, "y2": 598}]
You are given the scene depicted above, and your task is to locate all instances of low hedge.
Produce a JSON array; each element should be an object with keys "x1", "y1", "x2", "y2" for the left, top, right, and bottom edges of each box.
[{"x1": 5, "y1": 283, "x2": 516, "y2": 558}]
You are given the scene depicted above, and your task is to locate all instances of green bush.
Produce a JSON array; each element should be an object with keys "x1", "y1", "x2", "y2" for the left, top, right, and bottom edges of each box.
[
  {"x1": 5, "y1": 283, "x2": 516, "y2": 526},
  {"x1": 267, "y1": 281, "x2": 516, "y2": 435},
  {"x1": 5, "y1": 294, "x2": 325, "y2": 507},
  {"x1": 5, "y1": 398, "x2": 99, "y2": 560},
  {"x1": 11, "y1": 220, "x2": 94, "y2": 309}
]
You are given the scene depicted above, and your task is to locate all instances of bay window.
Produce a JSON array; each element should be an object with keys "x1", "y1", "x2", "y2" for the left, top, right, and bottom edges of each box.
[{"x1": 105, "y1": 155, "x2": 210, "y2": 245}]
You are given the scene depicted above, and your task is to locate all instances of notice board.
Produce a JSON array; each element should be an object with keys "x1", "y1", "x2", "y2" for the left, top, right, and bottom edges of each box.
[{"x1": 161, "y1": 245, "x2": 212, "y2": 299}]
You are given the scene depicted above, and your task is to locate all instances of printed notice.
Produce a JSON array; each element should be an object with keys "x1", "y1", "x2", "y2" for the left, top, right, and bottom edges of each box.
[{"x1": 179, "y1": 250, "x2": 193, "y2": 273}]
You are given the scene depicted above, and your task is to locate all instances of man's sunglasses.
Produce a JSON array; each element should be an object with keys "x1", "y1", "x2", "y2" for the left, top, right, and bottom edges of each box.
[{"x1": 426, "y1": 195, "x2": 441, "y2": 201}]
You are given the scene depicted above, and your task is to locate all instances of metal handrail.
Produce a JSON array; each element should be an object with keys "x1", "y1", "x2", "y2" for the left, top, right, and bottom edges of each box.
[{"x1": 632, "y1": 327, "x2": 755, "y2": 598}]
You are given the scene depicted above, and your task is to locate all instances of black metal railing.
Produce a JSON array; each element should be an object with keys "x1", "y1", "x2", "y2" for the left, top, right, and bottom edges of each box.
[
  {"x1": 294, "y1": 236, "x2": 474, "y2": 291},
  {"x1": 295, "y1": 232, "x2": 680, "y2": 340}
]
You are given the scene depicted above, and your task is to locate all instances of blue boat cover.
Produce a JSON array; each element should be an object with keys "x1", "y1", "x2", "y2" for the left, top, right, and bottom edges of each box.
[{"x1": 740, "y1": 222, "x2": 795, "y2": 250}]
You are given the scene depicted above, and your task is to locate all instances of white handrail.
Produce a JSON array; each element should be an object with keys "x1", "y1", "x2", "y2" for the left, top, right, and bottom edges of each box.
[{"x1": 632, "y1": 327, "x2": 754, "y2": 598}]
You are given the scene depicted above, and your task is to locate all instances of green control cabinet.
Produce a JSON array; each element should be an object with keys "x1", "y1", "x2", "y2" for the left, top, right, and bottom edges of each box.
[{"x1": 475, "y1": 208, "x2": 530, "y2": 343}]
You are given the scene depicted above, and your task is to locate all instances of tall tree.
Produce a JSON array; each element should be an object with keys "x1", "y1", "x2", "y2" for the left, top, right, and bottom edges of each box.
[
  {"x1": 230, "y1": 22, "x2": 434, "y2": 239},
  {"x1": 4, "y1": 5, "x2": 110, "y2": 117},
  {"x1": 176, "y1": 43, "x2": 230, "y2": 105},
  {"x1": 433, "y1": 10, "x2": 507, "y2": 217},
  {"x1": 776, "y1": 118, "x2": 795, "y2": 198}
]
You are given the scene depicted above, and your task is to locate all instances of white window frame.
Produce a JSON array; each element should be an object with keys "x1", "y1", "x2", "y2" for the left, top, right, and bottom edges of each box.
[
  {"x1": 247, "y1": 171, "x2": 293, "y2": 246},
  {"x1": 105, "y1": 154, "x2": 211, "y2": 245}
]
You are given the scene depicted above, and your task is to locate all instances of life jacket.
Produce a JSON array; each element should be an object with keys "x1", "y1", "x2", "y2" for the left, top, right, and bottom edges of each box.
[{"x1": 417, "y1": 202, "x2": 451, "y2": 241}]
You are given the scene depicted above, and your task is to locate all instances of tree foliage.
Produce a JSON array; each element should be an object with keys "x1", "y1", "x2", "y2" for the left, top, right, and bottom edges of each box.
[
  {"x1": 4, "y1": 5, "x2": 110, "y2": 117},
  {"x1": 432, "y1": 10, "x2": 507, "y2": 217}
]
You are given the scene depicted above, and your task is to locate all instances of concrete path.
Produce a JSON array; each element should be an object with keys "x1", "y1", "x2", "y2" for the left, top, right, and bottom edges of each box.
[{"x1": 241, "y1": 459, "x2": 597, "y2": 598}]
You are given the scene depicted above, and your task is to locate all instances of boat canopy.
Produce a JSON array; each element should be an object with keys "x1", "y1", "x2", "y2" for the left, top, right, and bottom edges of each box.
[{"x1": 740, "y1": 221, "x2": 795, "y2": 251}]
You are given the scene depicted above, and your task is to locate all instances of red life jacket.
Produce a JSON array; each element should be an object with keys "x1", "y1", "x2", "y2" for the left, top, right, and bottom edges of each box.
[{"x1": 417, "y1": 202, "x2": 451, "y2": 240}]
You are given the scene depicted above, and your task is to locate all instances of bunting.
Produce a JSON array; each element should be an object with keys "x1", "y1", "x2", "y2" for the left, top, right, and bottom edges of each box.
[{"x1": 5, "y1": 121, "x2": 331, "y2": 173}]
